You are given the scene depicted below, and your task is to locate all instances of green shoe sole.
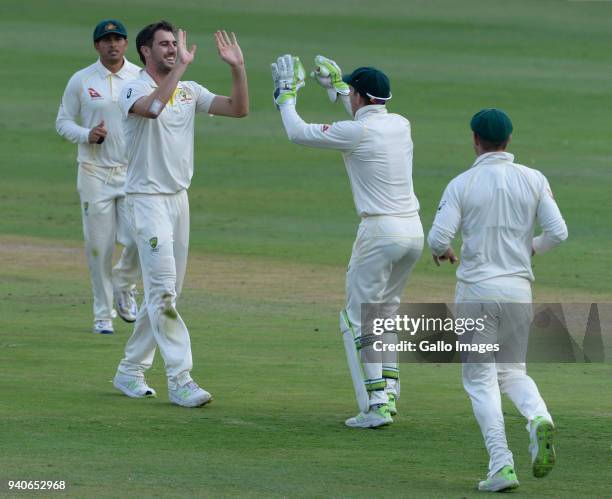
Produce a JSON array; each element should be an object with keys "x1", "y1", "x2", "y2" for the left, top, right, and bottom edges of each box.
[{"x1": 533, "y1": 420, "x2": 556, "y2": 478}]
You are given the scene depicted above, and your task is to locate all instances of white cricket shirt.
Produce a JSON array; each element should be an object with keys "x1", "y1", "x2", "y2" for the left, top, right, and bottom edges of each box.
[
  {"x1": 119, "y1": 70, "x2": 216, "y2": 194},
  {"x1": 56, "y1": 58, "x2": 140, "y2": 167},
  {"x1": 280, "y1": 104, "x2": 420, "y2": 217},
  {"x1": 427, "y1": 152, "x2": 568, "y2": 284}
]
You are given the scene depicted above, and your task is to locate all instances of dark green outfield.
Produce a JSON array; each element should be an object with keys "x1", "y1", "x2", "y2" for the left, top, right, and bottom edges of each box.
[{"x1": 1, "y1": 0, "x2": 611, "y2": 497}]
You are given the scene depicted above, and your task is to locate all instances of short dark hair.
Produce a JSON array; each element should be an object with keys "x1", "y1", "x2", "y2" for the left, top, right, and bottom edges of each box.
[
  {"x1": 136, "y1": 20, "x2": 175, "y2": 64},
  {"x1": 351, "y1": 86, "x2": 387, "y2": 106},
  {"x1": 475, "y1": 133, "x2": 510, "y2": 152},
  {"x1": 354, "y1": 87, "x2": 369, "y2": 101}
]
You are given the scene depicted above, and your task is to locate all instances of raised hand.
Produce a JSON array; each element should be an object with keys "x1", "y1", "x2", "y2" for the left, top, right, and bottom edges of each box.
[
  {"x1": 271, "y1": 54, "x2": 305, "y2": 108},
  {"x1": 176, "y1": 29, "x2": 196, "y2": 66},
  {"x1": 311, "y1": 55, "x2": 349, "y2": 103},
  {"x1": 215, "y1": 30, "x2": 244, "y2": 68}
]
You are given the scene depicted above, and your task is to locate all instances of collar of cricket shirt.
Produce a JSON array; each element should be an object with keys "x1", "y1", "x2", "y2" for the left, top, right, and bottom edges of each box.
[
  {"x1": 471, "y1": 151, "x2": 515, "y2": 168},
  {"x1": 95, "y1": 57, "x2": 130, "y2": 79},
  {"x1": 354, "y1": 104, "x2": 387, "y2": 121},
  {"x1": 140, "y1": 69, "x2": 159, "y2": 88}
]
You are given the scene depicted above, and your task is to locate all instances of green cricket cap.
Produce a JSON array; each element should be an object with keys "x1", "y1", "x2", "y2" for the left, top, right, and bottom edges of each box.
[
  {"x1": 470, "y1": 108, "x2": 513, "y2": 143},
  {"x1": 342, "y1": 66, "x2": 392, "y2": 101},
  {"x1": 93, "y1": 19, "x2": 127, "y2": 41}
]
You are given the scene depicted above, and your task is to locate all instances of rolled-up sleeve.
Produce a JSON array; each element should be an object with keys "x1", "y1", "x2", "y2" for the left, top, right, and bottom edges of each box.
[
  {"x1": 532, "y1": 176, "x2": 568, "y2": 254},
  {"x1": 188, "y1": 81, "x2": 216, "y2": 114},
  {"x1": 427, "y1": 181, "x2": 462, "y2": 256},
  {"x1": 119, "y1": 80, "x2": 149, "y2": 119},
  {"x1": 279, "y1": 104, "x2": 363, "y2": 151}
]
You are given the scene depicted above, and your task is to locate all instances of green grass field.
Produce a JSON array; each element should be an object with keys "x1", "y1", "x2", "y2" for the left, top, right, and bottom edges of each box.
[{"x1": 1, "y1": 0, "x2": 611, "y2": 497}]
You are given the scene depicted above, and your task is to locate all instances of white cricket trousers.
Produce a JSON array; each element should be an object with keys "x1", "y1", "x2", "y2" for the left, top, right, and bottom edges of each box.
[
  {"x1": 77, "y1": 163, "x2": 140, "y2": 321},
  {"x1": 343, "y1": 214, "x2": 424, "y2": 406},
  {"x1": 456, "y1": 277, "x2": 552, "y2": 478},
  {"x1": 118, "y1": 190, "x2": 193, "y2": 384}
]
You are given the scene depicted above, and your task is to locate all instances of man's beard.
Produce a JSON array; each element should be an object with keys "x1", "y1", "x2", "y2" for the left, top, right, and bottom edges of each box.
[{"x1": 155, "y1": 58, "x2": 173, "y2": 75}]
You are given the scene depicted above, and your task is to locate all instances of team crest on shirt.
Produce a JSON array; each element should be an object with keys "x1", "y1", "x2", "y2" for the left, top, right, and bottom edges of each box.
[
  {"x1": 83, "y1": 202, "x2": 89, "y2": 215},
  {"x1": 88, "y1": 88, "x2": 103, "y2": 99},
  {"x1": 149, "y1": 237, "x2": 159, "y2": 252},
  {"x1": 437, "y1": 200, "x2": 447, "y2": 211},
  {"x1": 177, "y1": 88, "x2": 193, "y2": 104}
]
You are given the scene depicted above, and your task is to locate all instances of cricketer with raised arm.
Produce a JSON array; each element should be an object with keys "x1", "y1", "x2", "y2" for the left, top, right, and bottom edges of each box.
[
  {"x1": 272, "y1": 54, "x2": 424, "y2": 429},
  {"x1": 113, "y1": 22, "x2": 248, "y2": 408}
]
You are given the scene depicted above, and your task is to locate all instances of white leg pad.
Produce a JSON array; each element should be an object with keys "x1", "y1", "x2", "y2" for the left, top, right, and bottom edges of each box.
[{"x1": 340, "y1": 310, "x2": 369, "y2": 413}]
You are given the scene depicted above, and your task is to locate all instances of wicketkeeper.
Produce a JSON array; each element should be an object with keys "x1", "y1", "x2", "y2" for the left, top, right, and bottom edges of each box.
[{"x1": 272, "y1": 54, "x2": 424, "y2": 428}]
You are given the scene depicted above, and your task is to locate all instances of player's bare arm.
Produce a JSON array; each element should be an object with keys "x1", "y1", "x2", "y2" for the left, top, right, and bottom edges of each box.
[
  {"x1": 208, "y1": 31, "x2": 249, "y2": 118},
  {"x1": 131, "y1": 29, "x2": 196, "y2": 119}
]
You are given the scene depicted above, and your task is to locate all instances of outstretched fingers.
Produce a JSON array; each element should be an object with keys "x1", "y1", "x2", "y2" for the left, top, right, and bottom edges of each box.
[
  {"x1": 215, "y1": 30, "x2": 238, "y2": 48},
  {"x1": 271, "y1": 62, "x2": 280, "y2": 84},
  {"x1": 176, "y1": 28, "x2": 196, "y2": 63},
  {"x1": 184, "y1": 30, "x2": 196, "y2": 55},
  {"x1": 222, "y1": 30, "x2": 231, "y2": 46},
  {"x1": 215, "y1": 30, "x2": 228, "y2": 48}
]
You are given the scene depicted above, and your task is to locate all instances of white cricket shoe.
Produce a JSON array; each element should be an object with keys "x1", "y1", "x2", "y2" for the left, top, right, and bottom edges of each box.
[
  {"x1": 345, "y1": 404, "x2": 393, "y2": 428},
  {"x1": 114, "y1": 288, "x2": 138, "y2": 323},
  {"x1": 113, "y1": 373, "x2": 157, "y2": 398},
  {"x1": 168, "y1": 380, "x2": 212, "y2": 408},
  {"x1": 478, "y1": 466, "x2": 519, "y2": 492},
  {"x1": 93, "y1": 319, "x2": 114, "y2": 334},
  {"x1": 530, "y1": 416, "x2": 556, "y2": 478}
]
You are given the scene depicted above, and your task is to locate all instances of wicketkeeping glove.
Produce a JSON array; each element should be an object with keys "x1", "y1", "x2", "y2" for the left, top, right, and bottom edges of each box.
[
  {"x1": 271, "y1": 54, "x2": 305, "y2": 108},
  {"x1": 310, "y1": 55, "x2": 350, "y2": 103}
]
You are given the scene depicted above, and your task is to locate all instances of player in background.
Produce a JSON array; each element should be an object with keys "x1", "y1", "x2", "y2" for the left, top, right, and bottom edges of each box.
[
  {"x1": 272, "y1": 55, "x2": 423, "y2": 428},
  {"x1": 113, "y1": 21, "x2": 248, "y2": 407},
  {"x1": 56, "y1": 19, "x2": 141, "y2": 335},
  {"x1": 428, "y1": 108, "x2": 567, "y2": 492}
]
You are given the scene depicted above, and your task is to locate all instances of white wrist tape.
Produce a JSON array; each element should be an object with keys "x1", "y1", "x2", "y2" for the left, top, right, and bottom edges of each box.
[{"x1": 148, "y1": 99, "x2": 163, "y2": 116}]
